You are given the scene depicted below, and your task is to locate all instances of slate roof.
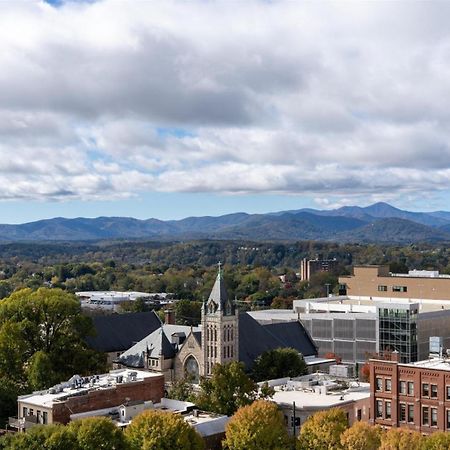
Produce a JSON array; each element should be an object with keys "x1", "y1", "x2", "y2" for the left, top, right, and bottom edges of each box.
[
  {"x1": 238, "y1": 313, "x2": 317, "y2": 370},
  {"x1": 208, "y1": 271, "x2": 228, "y2": 310},
  {"x1": 118, "y1": 324, "x2": 201, "y2": 368},
  {"x1": 86, "y1": 311, "x2": 162, "y2": 353}
]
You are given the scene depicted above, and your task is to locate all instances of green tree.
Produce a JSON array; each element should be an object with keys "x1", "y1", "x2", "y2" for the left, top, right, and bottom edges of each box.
[
  {"x1": 340, "y1": 422, "x2": 382, "y2": 450},
  {"x1": 378, "y1": 427, "x2": 423, "y2": 450},
  {"x1": 68, "y1": 417, "x2": 127, "y2": 450},
  {"x1": 0, "y1": 288, "x2": 106, "y2": 423},
  {"x1": 223, "y1": 400, "x2": 291, "y2": 450},
  {"x1": 252, "y1": 348, "x2": 307, "y2": 381},
  {"x1": 0, "y1": 424, "x2": 77, "y2": 450},
  {"x1": 195, "y1": 361, "x2": 258, "y2": 416},
  {"x1": 167, "y1": 375, "x2": 195, "y2": 401},
  {"x1": 125, "y1": 409, "x2": 204, "y2": 450},
  {"x1": 175, "y1": 300, "x2": 202, "y2": 326},
  {"x1": 27, "y1": 351, "x2": 58, "y2": 390},
  {"x1": 297, "y1": 408, "x2": 348, "y2": 450}
]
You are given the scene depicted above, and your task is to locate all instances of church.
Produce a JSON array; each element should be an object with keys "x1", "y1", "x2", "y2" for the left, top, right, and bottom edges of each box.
[{"x1": 117, "y1": 269, "x2": 317, "y2": 382}]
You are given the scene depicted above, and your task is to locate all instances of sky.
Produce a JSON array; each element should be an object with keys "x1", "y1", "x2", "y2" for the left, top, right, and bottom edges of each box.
[{"x1": 2, "y1": 0, "x2": 450, "y2": 223}]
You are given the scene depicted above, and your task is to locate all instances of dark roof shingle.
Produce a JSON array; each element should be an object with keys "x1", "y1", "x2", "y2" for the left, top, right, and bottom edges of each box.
[{"x1": 86, "y1": 311, "x2": 162, "y2": 353}]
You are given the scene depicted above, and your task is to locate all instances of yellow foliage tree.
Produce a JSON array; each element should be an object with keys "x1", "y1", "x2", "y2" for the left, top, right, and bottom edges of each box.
[
  {"x1": 124, "y1": 409, "x2": 204, "y2": 450},
  {"x1": 297, "y1": 408, "x2": 348, "y2": 450},
  {"x1": 422, "y1": 431, "x2": 450, "y2": 450},
  {"x1": 223, "y1": 400, "x2": 291, "y2": 450},
  {"x1": 340, "y1": 421, "x2": 383, "y2": 450},
  {"x1": 378, "y1": 427, "x2": 423, "y2": 450}
]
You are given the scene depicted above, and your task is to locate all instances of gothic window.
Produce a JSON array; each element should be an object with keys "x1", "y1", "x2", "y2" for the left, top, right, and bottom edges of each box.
[
  {"x1": 214, "y1": 328, "x2": 217, "y2": 342},
  {"x1": 184, "y1": 356, "x2": 199, "y2": 383}
]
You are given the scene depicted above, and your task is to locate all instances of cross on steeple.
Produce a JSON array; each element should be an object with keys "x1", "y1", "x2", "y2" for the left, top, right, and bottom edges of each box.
[{"x1": 217, "y1": 261, "x2": 222, "y2": 275}]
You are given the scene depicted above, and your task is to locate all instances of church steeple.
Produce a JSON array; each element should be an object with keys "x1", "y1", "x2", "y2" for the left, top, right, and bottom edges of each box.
[
  {"x1": 206, "y1": 262, "x2": 234, "y2": 315},
  {"x1": 201, "y1": 262, "x2": 239, "y2": 377}
]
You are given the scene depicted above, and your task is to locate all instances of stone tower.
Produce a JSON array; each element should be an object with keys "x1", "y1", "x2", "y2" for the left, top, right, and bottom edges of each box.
[{"x1": 201, "y1": 265, "x2": 239, "y2": 376}]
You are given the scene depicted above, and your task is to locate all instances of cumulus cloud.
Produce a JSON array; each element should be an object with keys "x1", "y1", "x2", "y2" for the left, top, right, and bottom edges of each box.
[{"x1": 0, "y1": 0, "x2": 450, "y2": 206}]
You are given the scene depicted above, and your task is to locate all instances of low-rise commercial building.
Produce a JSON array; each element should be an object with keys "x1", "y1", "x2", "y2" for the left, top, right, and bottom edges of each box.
[
  {"x1": 11, "y1": 369, "x2": 164, "y2": 429},
  {"x1": 266, "y1": 372, "x2": 370, "y2": 436},
  {"x1": 339, "y1": 265, "x2": 450, "y2": 301},
  {"x1": 369, "y1": 354, "x2": 450, "y2": 434}
]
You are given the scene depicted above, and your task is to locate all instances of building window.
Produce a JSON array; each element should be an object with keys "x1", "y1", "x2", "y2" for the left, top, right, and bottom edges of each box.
[
  {"x1": 357, "y1": 409, "x2": 362, "y2": 421},
  {"x1": 376, "y1": 400, "x2": 383, "y2": 418},
  {"x1": 385, "y1": 379, "x2": 392, "y2": 392},
  {"x1": 399, "y1": 403, "x2": 406, "y2": 422},
  {"x1": 431, "y1": 384, "x2": 438, "y2": 398},
  {"x1": 392, "y1": 285, "x2": 407, "y2": 292},
  {"x1": 29, "y1": 409, "x2": 34, "y2": 416},
  {"x1": 408, "y1": 381, "x2": 414, "y2": 395},
  {"x1": 422, "y1": 383, "x2": 430, "y2": 397},
  {"x1": 376, "y1": 377, "x2": 383, "y2": 391},
  {"x1": 447, "y1": 386, "x2": 450, "y2": 400},
  {"x1": 378, "y1": 285, "x2": 388, "y2": 292},
  {"x1": 385, "y1": 401, "x2": 391, "y2": 419},
  {"x1": 422, "y1": 406, "x2": 429, "y2": 426},
  {"x1": 42, "y1": 411, "x2": 48, "y2": 425},
  {"x1": 447, "y1": 410, "x2": 450, "y2": 429},
  {"x1": 22, "y1": 407, "x2": 28, "y2": 417},
  {"x1": 431, "y1": 408, "x2": 438, "y2": 427},
  {"x1": 399, "y1": 381, "x2": 406, "y2": 395},
  {"x1": 408, "y1": 404, "x2": 414, "y2": 423}
]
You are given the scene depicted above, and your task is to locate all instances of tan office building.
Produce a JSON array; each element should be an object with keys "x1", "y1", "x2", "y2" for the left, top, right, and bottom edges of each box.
[{"x1": 339, "y1": 265, "x2": 450, "y2": 301}]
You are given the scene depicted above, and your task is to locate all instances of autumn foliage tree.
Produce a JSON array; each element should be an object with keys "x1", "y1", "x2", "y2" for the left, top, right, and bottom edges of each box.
[
  {"x1": 125, "y1": 409, "x2": 204, "y2": 450},
  {"x1": 378, "y1": 427, "x2": 423, "y2": 450},
  {"x1": 424, "y1": 431, "x2": 450, "y2": 450},
  {"x1": 297, "y1": 408, "x2": 348, "y2": 450},
  {"x1": 223, "y1": 400, "x2": 291, "y2": 450},
  {"x1": 340, "y1": 421, "x2": 382, "y2": 450}
]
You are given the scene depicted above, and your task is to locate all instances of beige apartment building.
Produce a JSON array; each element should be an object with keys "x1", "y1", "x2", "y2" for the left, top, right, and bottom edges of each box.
[{"x1": 339, "y1": 265, "x2": 450, "y2": 301}]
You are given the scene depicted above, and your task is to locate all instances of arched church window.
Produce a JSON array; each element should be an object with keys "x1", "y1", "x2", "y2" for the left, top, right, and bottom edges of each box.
[{"x1": 184, "y1": 356, "x2": 199, "y2": 383}]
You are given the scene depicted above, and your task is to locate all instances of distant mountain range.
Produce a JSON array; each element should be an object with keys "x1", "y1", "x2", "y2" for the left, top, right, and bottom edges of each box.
[{"x1": 2, "y1": 202, "x2": 450, "y2": 243}]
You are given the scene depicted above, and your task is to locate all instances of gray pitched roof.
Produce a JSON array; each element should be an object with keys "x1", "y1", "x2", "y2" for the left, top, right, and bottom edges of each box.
[
  {"x1": 118, "y1": 324, "x2": 201, "y2": 368},
  {"x1": 238, "y1": 313, "x2": 317, "y2": 370},
  {"x1": 86, "y1": 311, "x2": 162, "y2": 353},
  {"x1": 206, "y1": 270, "x2": 236, "y2": 316}
]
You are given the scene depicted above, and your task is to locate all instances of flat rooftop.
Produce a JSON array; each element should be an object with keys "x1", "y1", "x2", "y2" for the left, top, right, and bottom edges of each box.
[
  {"x1": 402, "y1": 358, "x2": 450, "y2": 372},
  {"x1": 294, "y1": 296, "x2": 450, "y2": 314},
  {"x1": 270, "y1": 374, "x2": 370, "y2": 409},
  {"x1": 19, "y1": 369, "x2": 161, "y2": 408},
  {"x1": 247, "y1": 309, "x2": 298, "y2": 324}
]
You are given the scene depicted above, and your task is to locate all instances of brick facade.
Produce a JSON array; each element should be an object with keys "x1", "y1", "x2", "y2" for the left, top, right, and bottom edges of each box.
[
  {"x1": 370, "y1": 356, "x2": 450, "y2": 433},
  {"x1": 20, "y1": 374, "x2": 165, "y2": 425}
]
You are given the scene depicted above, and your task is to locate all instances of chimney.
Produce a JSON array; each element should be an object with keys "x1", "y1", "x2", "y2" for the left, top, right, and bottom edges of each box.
[
  {"x1": 164, "y1": 309, "x2": 175, "y2": 325},
  {"x1": 391, "y1": 350, "x2": 399, "y2": 363}
]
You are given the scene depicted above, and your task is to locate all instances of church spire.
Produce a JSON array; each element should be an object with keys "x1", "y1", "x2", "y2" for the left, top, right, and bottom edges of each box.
[{"x1": 206, "y1": 262, "x2": 234, "y2": 315}]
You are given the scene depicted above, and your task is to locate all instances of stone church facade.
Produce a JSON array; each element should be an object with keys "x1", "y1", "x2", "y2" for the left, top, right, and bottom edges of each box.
[
  {"x1": 175, "y1": 268, "x2": 239, "y2": 381},
  {"x1": 117, "y1": 268, "x2": 317, "y2": 381}
]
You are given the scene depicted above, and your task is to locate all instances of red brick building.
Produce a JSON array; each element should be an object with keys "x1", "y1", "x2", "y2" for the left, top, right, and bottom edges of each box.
[
  {"x1": 370, "y1": 354, "x2": 450, "y2": 433},
  {"x1": 15, "y1": 369, "x2": 164, "y2": 427}
]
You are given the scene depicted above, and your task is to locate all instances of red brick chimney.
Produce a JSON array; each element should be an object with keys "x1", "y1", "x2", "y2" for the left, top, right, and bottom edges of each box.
[{"x1": 164, "y1": 309, "x2": 175, "y2": 325}]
